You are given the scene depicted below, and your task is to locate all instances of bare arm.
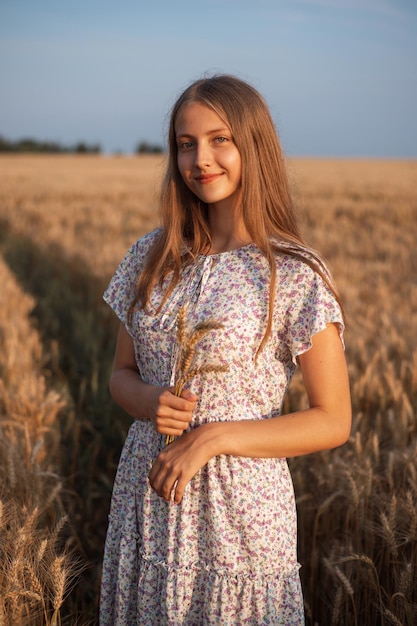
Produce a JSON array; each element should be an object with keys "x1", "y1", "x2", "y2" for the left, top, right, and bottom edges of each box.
[
  {"x1": 209, "y1": 322, "x2": 351, "y2": 457},
  {"x1": 109, "y1": 323, "x2": 197, "y2": 437},
  {"x1": 149, "y1": 323, "x2": 351, "y2": 502}
]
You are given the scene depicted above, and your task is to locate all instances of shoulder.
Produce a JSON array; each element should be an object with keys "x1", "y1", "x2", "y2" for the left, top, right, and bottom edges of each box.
[
  {"x1": 270, "y1": 242, "x2": 345, "y2": 357},
  {"x1": 269, "y1": 239, "x2": 342, "y2": 319},
  {"x1": 271, "y1": 239, "x2": 334, "y2": 285},
  {"x1": 107, "y1": 228, "x2": 162, "y2": 286},
  {"x1": 103, "y1": 228, "x2": 162, "y2": 319},
  {"x1": 131, "y1": 227, "x2": 163, "y2": 257},
  {"x1": 119, "y1": 228, "x2": 162, "y2": 271}
]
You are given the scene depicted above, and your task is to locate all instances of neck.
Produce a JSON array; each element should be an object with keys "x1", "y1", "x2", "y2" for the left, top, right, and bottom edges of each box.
[{"x1": 207, "y1": 205, "x2": 252, "y2": 254}]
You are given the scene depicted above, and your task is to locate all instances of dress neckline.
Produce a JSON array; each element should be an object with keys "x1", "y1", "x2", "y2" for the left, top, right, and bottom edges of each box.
[{"x1": 198, "y1": 242, "x2": 257, "y2": 259}]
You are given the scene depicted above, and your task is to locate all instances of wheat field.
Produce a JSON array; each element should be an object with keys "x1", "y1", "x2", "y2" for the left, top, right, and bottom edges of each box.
[{"x1": 0, "y1": 155, "x2": 416, "y2": 625}]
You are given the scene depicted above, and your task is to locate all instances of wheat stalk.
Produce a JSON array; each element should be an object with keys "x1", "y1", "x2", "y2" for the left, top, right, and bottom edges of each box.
[
  {"x1": 384, "y1": 608, "x2": 405, "y2": 626},
  {"x1": 165, "y1": 305, "x2": 229, "y2": 446},
  {"x1": 50, "y1": 555, "x2": 66, "y2": 614},
  {"x1": 37, "y1": 538, "x2": 48, "y2": 562},
  {"x1": 333, "y1": 565, "x2": 354, "y2": 597},
  {"x1": 331, "y1": 587, "x2": 343, "y2": 626}
]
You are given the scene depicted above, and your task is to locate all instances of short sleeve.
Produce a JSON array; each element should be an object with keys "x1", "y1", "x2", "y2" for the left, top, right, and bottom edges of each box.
[
  {"x1": 278, "y1": 257, "x2": 345, "y2": 363},
  {"x1": 103, "y1": 229, "x2": 161, "y2": 333}
]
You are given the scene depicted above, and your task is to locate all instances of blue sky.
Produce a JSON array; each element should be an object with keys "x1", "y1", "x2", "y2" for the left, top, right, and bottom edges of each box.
[{"x1": 1, "y1": 0, "x2": 416, "y2": 157}]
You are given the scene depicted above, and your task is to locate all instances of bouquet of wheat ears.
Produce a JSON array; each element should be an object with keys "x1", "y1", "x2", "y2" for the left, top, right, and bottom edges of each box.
[{"x1": 165, "y1": 304, "x2": 229, "y2": 446}]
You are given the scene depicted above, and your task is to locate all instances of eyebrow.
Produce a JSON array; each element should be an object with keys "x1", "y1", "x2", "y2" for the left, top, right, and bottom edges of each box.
[{"x1": 176, "y1": 127, "x2": 231, "y2": 139}]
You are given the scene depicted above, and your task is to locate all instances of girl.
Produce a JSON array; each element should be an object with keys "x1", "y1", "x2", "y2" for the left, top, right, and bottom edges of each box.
[{"x1": 99, "y1": 74, "x2": 351, "y2": 625}]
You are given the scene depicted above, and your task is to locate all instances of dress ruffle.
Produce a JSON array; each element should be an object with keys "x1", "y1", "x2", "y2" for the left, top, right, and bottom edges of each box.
[{"x1": 102, "y1": 536, "x2": 304, "y2": 626}]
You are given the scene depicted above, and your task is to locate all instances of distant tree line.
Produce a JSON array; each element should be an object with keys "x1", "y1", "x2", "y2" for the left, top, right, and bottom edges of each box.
[
  {"x1": 0, "y1": 134, "x2": 165, "y2": 155},
  {"x1": 0, "y1": 134, "x2": 101, "y2": 154},
  {"x1": 135, "y1": 141, "x2": 164, "y2": 154}
]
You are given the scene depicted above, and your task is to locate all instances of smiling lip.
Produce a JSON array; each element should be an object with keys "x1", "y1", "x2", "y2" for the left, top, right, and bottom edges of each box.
[{"x1": 195, "y1": 173, "x2": 223, "y2": 184}]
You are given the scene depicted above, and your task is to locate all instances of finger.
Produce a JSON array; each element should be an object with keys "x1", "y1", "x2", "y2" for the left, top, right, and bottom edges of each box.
[
  {"x1": 173, "y1": 477, "x2": 187, "y2": 504},
  {"x1": 153, "y1": 404, "x2": 194, "y2": 435},
  {"x1": 153, "y1": 415, "x2": 192, "y2": 435},
  {"x1": 165, "y1": 408, "x2": 194, "y2": 422},
  {"x1": 149, "y1": 460, "x2": 178, "y2": 502},
  {"x1": 180, "y1": 389, "x2": 198, "y2": 402},
  {"x1": 162, "y1": 390, "x2": 197, "y2": 412},
  {"x1": 155, "y1": 413, "x2": 192, "y2": 427},
  {"x1": 156, "y1": 424, "x2": 186, "y2": 437}
]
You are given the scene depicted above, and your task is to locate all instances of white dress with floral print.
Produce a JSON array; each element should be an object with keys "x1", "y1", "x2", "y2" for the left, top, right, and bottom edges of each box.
[{"x1": 99, "y1": 229, "x2": 344, "y2": 625}]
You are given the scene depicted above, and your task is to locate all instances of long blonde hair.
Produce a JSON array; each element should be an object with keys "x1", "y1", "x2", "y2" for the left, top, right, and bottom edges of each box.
[{"x1": 131, "y1": 74, "x2": 344, "y2": 354}]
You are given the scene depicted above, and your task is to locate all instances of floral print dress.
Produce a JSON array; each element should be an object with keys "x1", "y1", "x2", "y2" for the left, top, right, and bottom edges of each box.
[{"x1": 99, "y1": 229, "x2": 344, "y2": 625}]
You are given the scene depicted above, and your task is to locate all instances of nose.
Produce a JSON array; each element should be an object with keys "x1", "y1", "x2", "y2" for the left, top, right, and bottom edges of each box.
[{"x1": 195, "y1": 141, "x2": 212, "y2": 168}]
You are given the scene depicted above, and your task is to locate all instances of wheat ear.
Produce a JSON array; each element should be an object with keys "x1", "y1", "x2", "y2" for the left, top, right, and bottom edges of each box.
[{"x1": 165, "y1": 308, "x2": 228, "y2": 446}]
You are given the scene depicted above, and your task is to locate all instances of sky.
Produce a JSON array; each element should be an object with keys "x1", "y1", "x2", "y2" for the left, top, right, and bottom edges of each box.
[{"x1": 1, "y1": 0, "x2": 416, "y2": 157}]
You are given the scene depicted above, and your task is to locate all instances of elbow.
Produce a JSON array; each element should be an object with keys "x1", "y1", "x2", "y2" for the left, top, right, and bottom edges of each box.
[
  {"x1": 330, "y1": 408, "x2": 352, "y2": 449},
  {"x1": 108, "y1": 369, "x2": 122, "y2": 403},
  {"x1": 108, "y1": 372, "x2": 116, "y2": 399},
  {"x1": 312, "y1": 404, "x2": 352, "y2": 451},
  {"x1": 332, "y1": 428, "x2": 350, "y2": 449}
]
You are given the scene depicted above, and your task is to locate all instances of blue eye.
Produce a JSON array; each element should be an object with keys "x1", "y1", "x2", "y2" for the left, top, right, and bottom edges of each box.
[
  {"x1": 215, "y1": 137, "x2": 228, "y2": 143},
  {"x1": 179, "y1": 141, "x2": 193, "y2": 150}
]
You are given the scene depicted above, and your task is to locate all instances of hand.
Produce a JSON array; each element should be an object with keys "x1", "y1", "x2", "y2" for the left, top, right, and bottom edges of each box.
[
  {"x1": 148, "y1": 387, "x2": 197, "y2": 437},
  {"x1": 149, "y1": 424, "x2": 215, "y2": 504}
]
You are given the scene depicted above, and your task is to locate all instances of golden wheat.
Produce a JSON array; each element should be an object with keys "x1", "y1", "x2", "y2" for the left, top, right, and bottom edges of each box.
[
  {"x1": 0, "y1": 254, "x2": 79, "y2": 625},
  {"x1": 166, "y1": 304, "x2": 229, "y2": 445},
  {"x1": 0, "y1": 155, "x2": 416, "y2": 624}
]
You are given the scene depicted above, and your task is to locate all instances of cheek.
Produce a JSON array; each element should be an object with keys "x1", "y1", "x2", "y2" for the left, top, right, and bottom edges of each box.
[
  {"x1": 177, "y1": 160, "x2": 195, "y2": 195},
  {"x1": 176, "y1": 156, "x2": 184, "y2": 177},
  {"x1": 226, "y1": 151, "x2": 242, "y2": 181},
  {"x1": 177, "y1": 155, "x2": 191, "y2": 182}
]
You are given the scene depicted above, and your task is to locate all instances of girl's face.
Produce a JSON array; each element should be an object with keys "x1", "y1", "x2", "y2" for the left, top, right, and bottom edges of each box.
[{"x1": 175, "y1": 102, "x2": 242, "y2": 211}]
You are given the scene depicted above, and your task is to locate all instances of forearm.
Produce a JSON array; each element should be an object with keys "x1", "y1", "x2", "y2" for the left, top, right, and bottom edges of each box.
[
  {"x1": 205, "y1": 323, "x2": 349, "y2": 460},
  {"x1": 203, "y1": 406, "x2": 352, "y2": 460},
  {"x1": 109, "y1": 365, "x2": 197, "y2": 436},
  {"x1": 149, "y1": 325, "x2": 351, "y2": 503},
  {"x1": 149, "y1": 406, "x2": 351, "y2": 503},
  {"x1": 109, "y1": 367, "x2": 157, "y2": 421}
]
